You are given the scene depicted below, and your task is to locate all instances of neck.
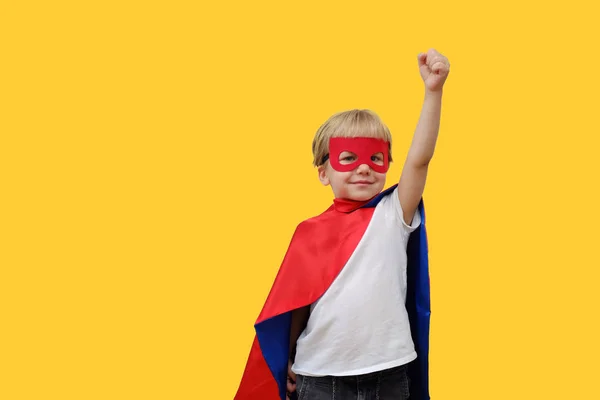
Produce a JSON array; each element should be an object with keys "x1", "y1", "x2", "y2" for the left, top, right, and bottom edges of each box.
[{"x1": 332, "y1": 196, "x2": 372, "y2": 213}]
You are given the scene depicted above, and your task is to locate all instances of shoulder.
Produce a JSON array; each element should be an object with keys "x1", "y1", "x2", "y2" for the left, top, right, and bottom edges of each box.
[{"x1": 293, "y1": 206, "x2": 335, "y2": 234}]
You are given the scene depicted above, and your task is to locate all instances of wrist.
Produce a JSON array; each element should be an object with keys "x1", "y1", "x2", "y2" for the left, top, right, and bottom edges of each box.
[{"x1": 424, "y1": 88, "x2": 443, "y2": 98}]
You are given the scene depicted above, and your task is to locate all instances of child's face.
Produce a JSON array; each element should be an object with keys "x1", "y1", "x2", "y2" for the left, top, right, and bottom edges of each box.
[
  {"x1": 318, "y1": 147, "x2": 387, "y2": 201},
  {"x1": 319, "y1": 160, "x2": 387, "y2": 201}
]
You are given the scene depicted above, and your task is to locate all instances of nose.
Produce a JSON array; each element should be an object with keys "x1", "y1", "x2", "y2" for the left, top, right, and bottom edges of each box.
[{"x1": 356, "y1": 163, "x2": 371, "y2": 175}]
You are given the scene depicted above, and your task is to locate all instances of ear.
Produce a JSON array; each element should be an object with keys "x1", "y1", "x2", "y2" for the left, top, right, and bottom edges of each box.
[{"x1": 318, "y1": 165, "x2": 330, "y2": 186}]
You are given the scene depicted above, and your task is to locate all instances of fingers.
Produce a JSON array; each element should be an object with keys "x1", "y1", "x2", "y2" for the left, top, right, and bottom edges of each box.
[
  {"x1": 286, "y1": 366, "x2": 297, "y2": 399},
  {"x1": 287, "y1": 378, "x2": 296, "y2": 392},
  {"x1": 286, "y1": 386, "x2": 296, "y2": 398},
  {"x1": 420, "y1": 49, "x2": 450, "y2": 74},
  {"x1": 432, "y1": 60, "x2": 449, "y2": 74},
  {"x1": 287, "y1": 370, "x2": 296, "y2": 393}
]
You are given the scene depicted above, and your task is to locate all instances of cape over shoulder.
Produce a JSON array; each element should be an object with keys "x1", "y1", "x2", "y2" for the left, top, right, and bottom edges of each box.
[{"x1": 234, "y1": 185, "x2": 431, "y2": 400}]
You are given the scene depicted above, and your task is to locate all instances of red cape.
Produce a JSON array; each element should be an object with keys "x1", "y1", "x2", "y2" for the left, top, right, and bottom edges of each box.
[{"x1": 235, "y1": 185, "x2": 431, "y2": 399}]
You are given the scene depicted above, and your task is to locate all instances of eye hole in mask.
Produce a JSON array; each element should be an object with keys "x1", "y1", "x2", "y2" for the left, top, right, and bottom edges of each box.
[{"x1": 338, "y1": 151, "x2": 385, "y2": 166}]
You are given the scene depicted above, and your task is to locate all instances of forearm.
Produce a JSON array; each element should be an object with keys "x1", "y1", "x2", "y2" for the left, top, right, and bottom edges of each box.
[
  {"x1": 406, "y1": 90, "x2": 443, "y2": 167},
  {"x1": 289, "y1": 306, "x2": 310, "y2": 360}
]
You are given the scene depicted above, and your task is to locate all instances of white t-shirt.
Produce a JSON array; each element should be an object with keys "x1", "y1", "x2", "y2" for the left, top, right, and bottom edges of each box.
[{"x1": 291, "y1": 187, "x2": 421, "y2": 377}]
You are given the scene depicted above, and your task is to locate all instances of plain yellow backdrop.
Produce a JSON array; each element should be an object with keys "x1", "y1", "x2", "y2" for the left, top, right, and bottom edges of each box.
[{"x1": 1, "y1": 0, "x2": 599, "y2": 399}]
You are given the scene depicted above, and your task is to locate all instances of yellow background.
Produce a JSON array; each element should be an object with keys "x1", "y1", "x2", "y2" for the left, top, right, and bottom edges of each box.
[{"x1": 1, "y1": 0, "x2": 599, "y2": 399}]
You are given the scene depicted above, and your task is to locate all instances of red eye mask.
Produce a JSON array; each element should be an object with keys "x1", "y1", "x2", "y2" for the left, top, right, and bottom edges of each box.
[{"x1": 326, "y1": 137, "x2": 390, "y2": 173}]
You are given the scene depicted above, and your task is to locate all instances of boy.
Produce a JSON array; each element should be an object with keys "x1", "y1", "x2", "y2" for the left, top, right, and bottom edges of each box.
[{"x1": 235, "y1": 49, "x2": 450, "y2": 400}]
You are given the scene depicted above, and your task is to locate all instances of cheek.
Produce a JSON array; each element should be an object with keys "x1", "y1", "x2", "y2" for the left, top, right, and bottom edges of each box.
[{"x1": 330, "y1": 172, "x2": 352, "y2": 185}]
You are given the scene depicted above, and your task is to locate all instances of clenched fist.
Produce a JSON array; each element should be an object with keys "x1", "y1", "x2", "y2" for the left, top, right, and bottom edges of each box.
[{"x1": 418, "y1": 49, "x2": 450, "y2": 92}]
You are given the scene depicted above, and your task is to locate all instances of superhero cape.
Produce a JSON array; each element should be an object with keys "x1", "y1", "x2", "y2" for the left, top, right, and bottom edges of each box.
[{"x1": 234, "y1": 184, "x2": 431, "y2": 400}]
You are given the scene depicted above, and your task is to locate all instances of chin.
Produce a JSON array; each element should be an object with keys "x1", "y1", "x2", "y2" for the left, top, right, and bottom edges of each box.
[{"x1": 349, "y1": 190, "x2": 380, "y2": 201}]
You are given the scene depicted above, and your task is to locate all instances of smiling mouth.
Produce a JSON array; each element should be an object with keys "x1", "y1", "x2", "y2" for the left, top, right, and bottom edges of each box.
[{"x1": 351, "y1": 181, "x2": 373, "y2": 184}]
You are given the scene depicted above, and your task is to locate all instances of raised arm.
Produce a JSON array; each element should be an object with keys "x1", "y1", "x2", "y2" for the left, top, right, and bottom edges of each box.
[{"x1": 398, "y1": 49, "x2": 450, "y2": 224}]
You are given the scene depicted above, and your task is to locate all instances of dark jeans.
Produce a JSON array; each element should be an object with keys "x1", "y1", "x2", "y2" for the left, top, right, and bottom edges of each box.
[{"x1": 293, "y1": 364, "x2": 410, "y2": 400}]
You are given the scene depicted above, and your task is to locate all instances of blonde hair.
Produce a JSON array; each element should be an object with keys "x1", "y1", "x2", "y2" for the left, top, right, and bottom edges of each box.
[{"x1": 312, "y1": 109, "x2": 393, "y2": 167}]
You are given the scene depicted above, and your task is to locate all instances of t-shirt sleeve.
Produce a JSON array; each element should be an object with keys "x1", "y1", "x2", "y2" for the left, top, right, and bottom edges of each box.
[{"x1": 390, "y1": 187, "x2": 421, "y2": 233}]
